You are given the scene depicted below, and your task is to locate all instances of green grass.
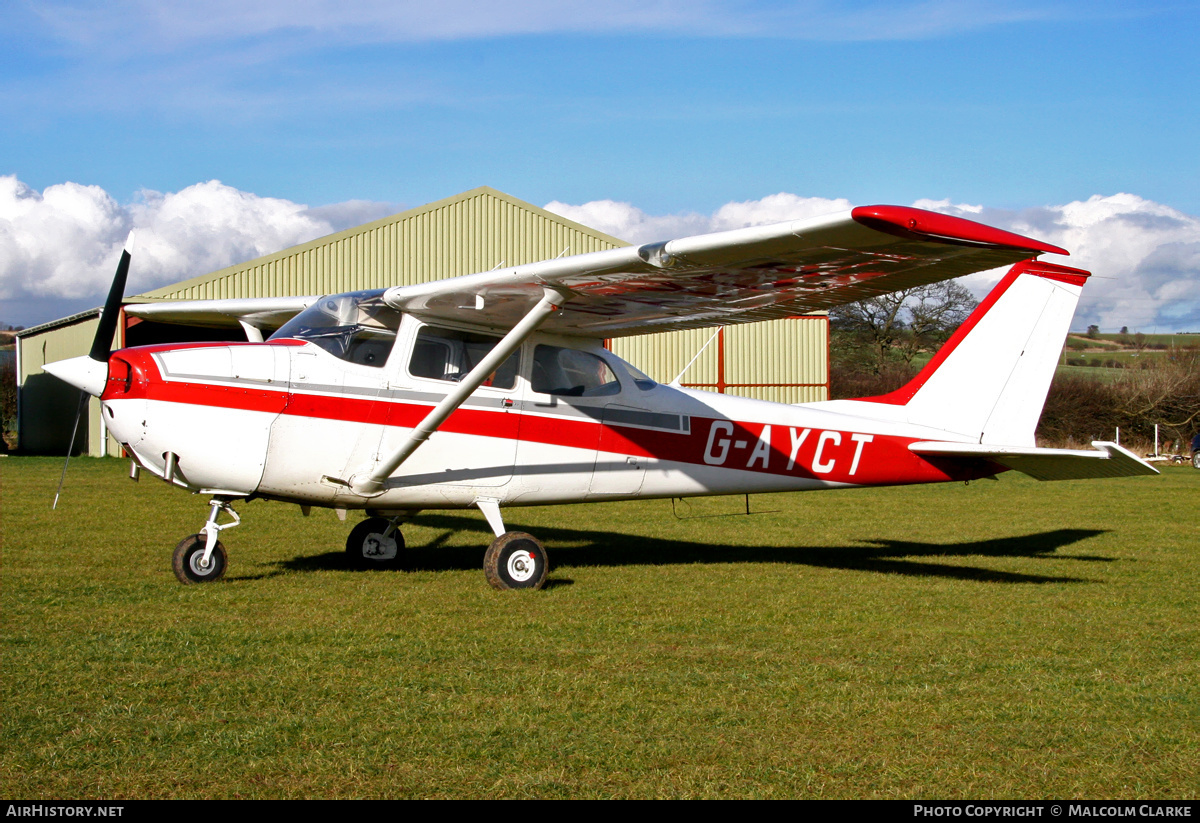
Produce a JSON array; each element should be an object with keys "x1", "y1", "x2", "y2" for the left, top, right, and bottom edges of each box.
[{"x1": 2, "y1": 457, "x2": 1197, "y2": 798}]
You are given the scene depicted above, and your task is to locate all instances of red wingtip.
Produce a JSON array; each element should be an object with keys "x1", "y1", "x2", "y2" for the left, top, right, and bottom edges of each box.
[
  {"x1": 1010, "y1": 259, "x2": 1091, "y2": 286},
  {"x1": 852, "y1": 205, "x2": 1069, "y2": 257}
]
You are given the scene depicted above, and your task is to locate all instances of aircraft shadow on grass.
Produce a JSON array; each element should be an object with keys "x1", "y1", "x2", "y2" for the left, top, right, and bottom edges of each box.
[{"x1": 272, "y1": 513, "x2": 1113, "y2": 585}]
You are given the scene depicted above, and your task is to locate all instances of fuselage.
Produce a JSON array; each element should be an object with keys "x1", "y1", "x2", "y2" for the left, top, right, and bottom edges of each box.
[{"x1": 98, "y1": 312, "x2": 996, "y2": 512}]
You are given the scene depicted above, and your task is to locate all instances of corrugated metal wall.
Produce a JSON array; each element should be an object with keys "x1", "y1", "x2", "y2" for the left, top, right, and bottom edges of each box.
[
  {"x1": 16, "y1": 315, "x2": 120, "y2": 456},
  {"x1": 610, "y1": 315, "x2": 829, "y2": 404}
]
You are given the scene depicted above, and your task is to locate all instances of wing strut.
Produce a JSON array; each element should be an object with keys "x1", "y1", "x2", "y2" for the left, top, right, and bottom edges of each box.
[{"x1": 348, "y1": 288, "x2": 569, "y2": 497}]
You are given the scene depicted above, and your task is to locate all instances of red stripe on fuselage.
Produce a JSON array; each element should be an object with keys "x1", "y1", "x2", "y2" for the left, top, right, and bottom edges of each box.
[{"x1": 113, "y1": 378, "x2": 987, "y2": 488}]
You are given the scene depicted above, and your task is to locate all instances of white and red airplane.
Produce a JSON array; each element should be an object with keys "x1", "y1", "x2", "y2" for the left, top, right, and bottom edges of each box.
[{"x1": 44, "y1": 205, "x2": 1157, "y2": 589}]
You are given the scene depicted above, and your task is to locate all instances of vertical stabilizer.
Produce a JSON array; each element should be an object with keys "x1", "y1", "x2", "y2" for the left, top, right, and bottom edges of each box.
[{"x1": 854, "y1": 260, "x2": 1090, "y2": 446}]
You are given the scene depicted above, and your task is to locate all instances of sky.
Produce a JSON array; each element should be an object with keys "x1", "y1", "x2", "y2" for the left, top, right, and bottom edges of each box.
[{"x1": 2, "y1": 0, "x2": 1198, "y2": 332}]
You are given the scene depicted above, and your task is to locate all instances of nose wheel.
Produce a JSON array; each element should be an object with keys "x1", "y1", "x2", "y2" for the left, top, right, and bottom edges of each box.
[
  {"x1": 172, "y1": 498, "x2": 241, "y2": 584},
  {"x1": 484, "y1": 532, "x2": 548, "y2": 590},
  {"x1": 173, "y1": 534, "x2": 227, "y2": 584}
]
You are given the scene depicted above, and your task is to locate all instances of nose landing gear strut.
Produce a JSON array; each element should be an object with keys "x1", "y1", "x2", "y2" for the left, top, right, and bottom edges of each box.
[{"x1": 172, "y1": 498, "x2": 241, "y2": 584}]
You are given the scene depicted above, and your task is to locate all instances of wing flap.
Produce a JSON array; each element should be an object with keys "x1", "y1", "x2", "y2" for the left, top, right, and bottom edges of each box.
[{"x1": 910, "y1": 441, "x2": 1160, "y2": 481}]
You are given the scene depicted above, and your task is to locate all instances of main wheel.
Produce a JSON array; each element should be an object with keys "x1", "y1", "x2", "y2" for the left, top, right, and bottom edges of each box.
[
  {"x1": 1193, "y1": 452, "x2": 1200, "y2": 469},
  {"x1": 346, "y1": 517, "x2": 405, "y2": 568},
  {"x1": 173, "y1": 533, "x2": 227, "y2": 584},
  {"x1": 483, "y1": 532, "x2": 548, "y2": 591}
]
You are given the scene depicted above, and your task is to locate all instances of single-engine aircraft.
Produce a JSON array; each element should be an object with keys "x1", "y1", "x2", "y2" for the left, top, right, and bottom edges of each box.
[{"x1": 44, "y1": 205, "x2": 1158, "y2": 589}]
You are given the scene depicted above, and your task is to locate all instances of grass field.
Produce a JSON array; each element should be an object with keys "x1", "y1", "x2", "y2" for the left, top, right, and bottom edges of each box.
[
  {"x1": 2, "y1": 457, "x2": 1197, "y2": 799},
  {"x1": 1052, "y1": 364, "x2": 1140, "y2": 384}
]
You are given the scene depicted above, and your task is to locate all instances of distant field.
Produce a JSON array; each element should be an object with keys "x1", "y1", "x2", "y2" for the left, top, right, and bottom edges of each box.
[
  {"x1": 1061, "y1": 350, "x2": 1172, "y2": 368},
  {"x1": 1091, "y1": 333, "x2": 1200, "y2": 346},
  {"x1": 911, "y1": 348, "x2": 1171, "y2": 378},
  {"x1": 856, "y1": 333, "x2": 1197, "y2": 385},
  {"x1": 2, "y1": 457, "x2": 1196, "y2": 799}
]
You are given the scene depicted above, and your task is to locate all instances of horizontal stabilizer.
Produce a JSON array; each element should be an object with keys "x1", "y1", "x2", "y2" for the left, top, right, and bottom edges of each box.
[{"x1": 909, "y1": 441, "x2": 1159, "y2": 481}]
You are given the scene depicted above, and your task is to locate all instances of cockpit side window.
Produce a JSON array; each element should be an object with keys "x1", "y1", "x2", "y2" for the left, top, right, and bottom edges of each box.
[
  {"x1": 409, "y1": 326, "x2": 519, "y2": 390},
  {"x1": 270, "y1": 290, "x2": 401, "y2": 368},
  {"x1": 531, "y1": 346, "x2": 621, "y2": 397}
]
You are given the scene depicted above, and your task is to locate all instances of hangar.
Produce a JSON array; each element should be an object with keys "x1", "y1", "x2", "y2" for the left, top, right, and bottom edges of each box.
[{"x1": 14, "y1": 187, "x2": 828, "y2": 457}]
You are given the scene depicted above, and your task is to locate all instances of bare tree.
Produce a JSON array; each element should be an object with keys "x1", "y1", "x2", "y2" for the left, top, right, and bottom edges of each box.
[
  {"x1": 831, "y1": 291, "x2": 907, "y2": 370},
  {"x1": 1039, "y1": 346, "x2": 1200, "y2": 448},
  {"x1": 831, "y1": 281, "x2": 978, "y2": 373},
  {"x1": 1115, "y1": 346, "x2": 1200, "y2": 442},
  {"x1": 898, "y1": 281, "x2": 977, "y2": 363}
]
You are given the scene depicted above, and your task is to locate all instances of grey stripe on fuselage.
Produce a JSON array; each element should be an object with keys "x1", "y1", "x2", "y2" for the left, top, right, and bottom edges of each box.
[{"x1": 156, "y1": 371, "x2": 690, "y2": 434}]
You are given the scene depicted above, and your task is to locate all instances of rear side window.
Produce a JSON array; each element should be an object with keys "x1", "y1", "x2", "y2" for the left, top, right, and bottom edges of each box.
[
  {"x1": 409, "y1": 326, "x2": 518, "y2": 390},
  {"x1": 531, "y1": 346, "x2": 620, "y2": 397}
]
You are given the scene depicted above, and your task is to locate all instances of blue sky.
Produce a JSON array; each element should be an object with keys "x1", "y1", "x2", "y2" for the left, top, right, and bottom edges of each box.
[{"x1": 2, "y1": 1, "x2": 1199, "y2": 330}]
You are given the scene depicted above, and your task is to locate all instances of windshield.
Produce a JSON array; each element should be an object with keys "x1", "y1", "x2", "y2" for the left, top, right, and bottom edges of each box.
[
  {"x1": 270, "y1": 290, "x2": 402, "y2": 368},
  {"x1": 610, "y1": 356, "x2": 657, "y2": 391}
]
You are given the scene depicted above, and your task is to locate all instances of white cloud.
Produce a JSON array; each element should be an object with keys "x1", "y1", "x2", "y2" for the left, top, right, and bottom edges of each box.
[
  {"x1": 919, "y1": 194, "x2": 1200, "y2": 332},
  {"x1": 543, "y1": 200, "x2": 711, "y2": 244},
  {"x1": 550, "y1": 191, "x2": 1200, "y2": 333},
  {"x1": 6, "y1": 176, "x2": 1198, "y2": 334},
  {"x1": 912, "y1": 197, "x2": 982, "y2": 214},
  {"x1": 544, "y1": 193, "x2": 853, "y2": 244},
  {"x1": 710, "y1": 193, "x2": 855, "y2": 231},
  {"x1": 0, "y1": 175, "x2": 394, "y2": 320},
  {"x1": 27, "y1": 0, "x2": 1082, "y2": 50},
  {"x1": 0, "y1": 177, "x2": 129, "y2": 303}
]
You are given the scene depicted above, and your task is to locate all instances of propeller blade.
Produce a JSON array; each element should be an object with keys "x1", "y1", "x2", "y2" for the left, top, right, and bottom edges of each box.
[{"x1": 89, "y1": 230, "x2": 135, "y2": 362}]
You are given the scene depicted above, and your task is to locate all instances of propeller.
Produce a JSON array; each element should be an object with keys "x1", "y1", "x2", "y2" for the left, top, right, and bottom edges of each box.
[{"x1": 46, "y1": 231, "x2": 135, "y2": 508}]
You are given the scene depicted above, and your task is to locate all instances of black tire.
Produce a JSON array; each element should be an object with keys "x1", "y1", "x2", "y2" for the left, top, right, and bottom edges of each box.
[
  {"x1": 346, "y1": 517, "x2": 405, "y2": 568},
  {"x1": 483, "y1": 532, "x2": 548, "y2": 591},
  {"x1": 173, "y1": 533, "x2": 227, "y2": 584},
  {"x1": 1193, "y1": 452, "x2": 1200, "y2": 469}
]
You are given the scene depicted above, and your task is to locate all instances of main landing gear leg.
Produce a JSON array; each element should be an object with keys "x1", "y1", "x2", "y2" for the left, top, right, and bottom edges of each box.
[
  {"x1": 172, "y1": 497, "x2": 241, "y2": 584},
  {"x1": 475, "y1": 498, "x2": 549, "y2": 591}
]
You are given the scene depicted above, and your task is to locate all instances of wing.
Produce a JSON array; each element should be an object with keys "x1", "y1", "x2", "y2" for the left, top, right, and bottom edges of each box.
[
  {"x1": 124, "y1": 296, "x2": 320, "y2": 331},
  {"x1": 384, "y1": 205, "x2": 1067, "y2": 337}
]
